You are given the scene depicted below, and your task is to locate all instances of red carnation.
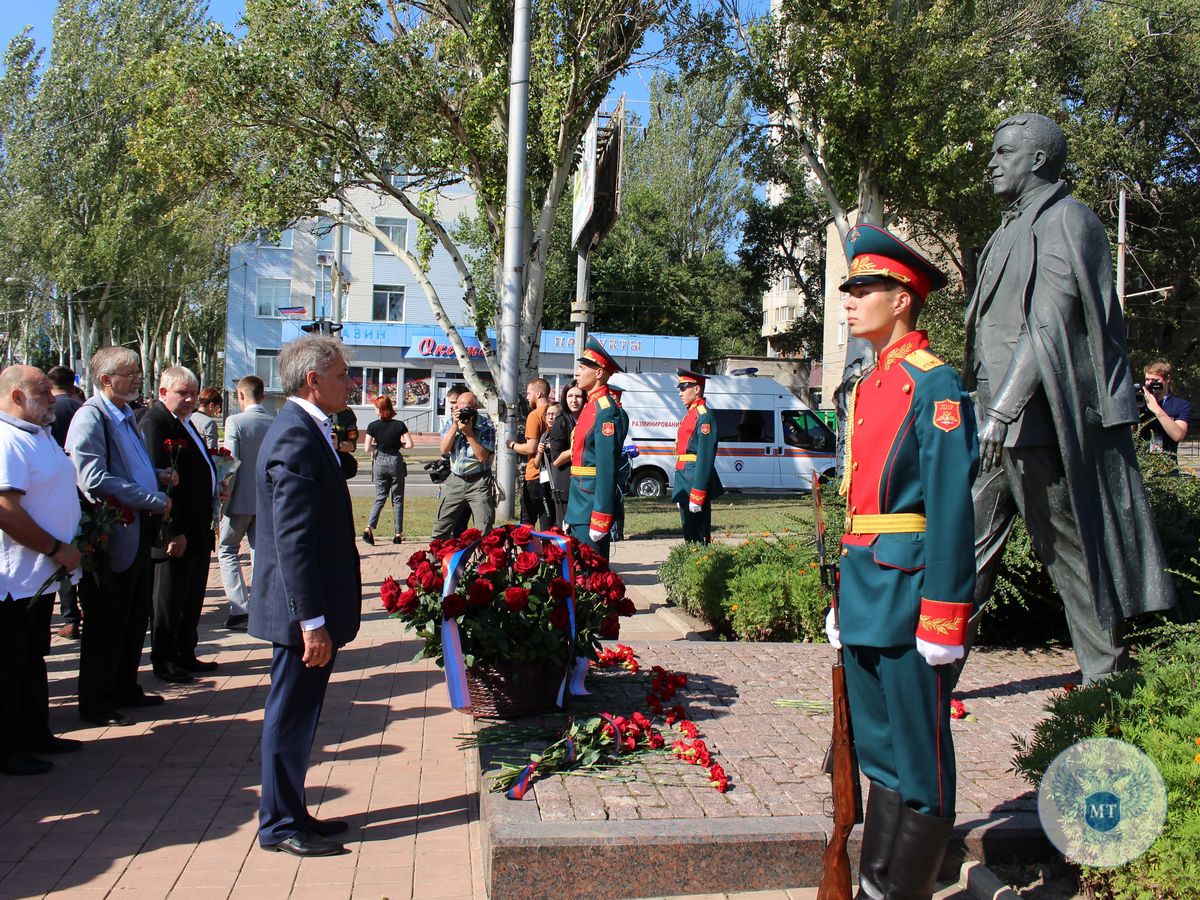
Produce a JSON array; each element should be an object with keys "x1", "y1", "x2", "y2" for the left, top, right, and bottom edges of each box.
[
  {"x1": 504, "y1": 586, "x2": 530, "y2": 612},
  {"x1": 442, "y1": 593, "x2": 466, "y2": 618},
  {"x1": 466, "y1": 578, "x2": 495, "y2": 608},
  {"x1": 381, "y1": 576, "x2": 402, "y2": 612},
  {"x1": 600, "y1": 615, "x2": 620, "y2": 639},
  {"x1": 549, "y1": 577, "x2": 571, "y2": 599},
  {"x1": 550, "y1": 604, "x2": 571, "y2": 630},
  {"x1": 510, "y1": 524, "x2": 534, "y2": 545},
  {"x1": 513, "y1": 551, "x2": 540, "y2": 576}
]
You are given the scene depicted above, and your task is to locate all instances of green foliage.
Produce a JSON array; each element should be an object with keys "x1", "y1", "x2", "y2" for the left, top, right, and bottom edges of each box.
[
  {"x1": 1012, "y1": 623, "x2": 1200, "y2": 898},
  {"x1": 659, "y1": 536, "x2": 830, "y2": 642}
]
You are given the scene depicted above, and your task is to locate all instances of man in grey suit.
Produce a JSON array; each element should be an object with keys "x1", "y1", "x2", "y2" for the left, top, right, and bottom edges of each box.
[
  {"x1": 66, "y1": 347, "x2": 175, "y2": 726},
  {"x1": 218, "y1": 375, "x2": 273, "y2": 632}
]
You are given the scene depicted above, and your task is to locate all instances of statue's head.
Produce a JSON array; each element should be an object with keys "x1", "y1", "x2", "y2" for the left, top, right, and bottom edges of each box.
[{"x1": 989, "y1": 114, "x2": 1067, "y2": 200}]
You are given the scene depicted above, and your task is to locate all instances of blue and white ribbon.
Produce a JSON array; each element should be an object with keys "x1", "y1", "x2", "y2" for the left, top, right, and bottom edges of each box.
[{"x1": 440, "y1": 538, "x2": 480, "y2": 710}]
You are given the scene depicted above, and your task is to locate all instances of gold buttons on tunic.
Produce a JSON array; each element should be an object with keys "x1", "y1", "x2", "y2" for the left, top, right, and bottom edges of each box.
[
  {"x1": 856, "y1": 418, "x2": 864, "y2": 426},
  {"x1": 852, "y1": 461, "x2": 859, "y2": 470},
  {"x1": 841, "y1": 548, "x2": 849, "y2": 557},
  {"x1": 875, "y1": 379, "x2": 882, "y2": 387},
  {"x1": 902, "y1": 384, "x2": 911, "y2": 394}
]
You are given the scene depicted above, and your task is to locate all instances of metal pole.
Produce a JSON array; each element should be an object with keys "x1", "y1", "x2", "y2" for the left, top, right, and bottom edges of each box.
[
  {"x1": 495, "y1": 0, "x2": 531, "y2": 522},
  {"x1": 333, "y1": 194, "x2": 345, "y2": 326},
  {"x1": 1116, "y1": 188, "x2": 1127, "y2": 312},
  {"x1": 66, "y1": 293, "x2": 75, "y2": 370},
  {"x1": 573, "y1": 238, "x2": 591, "y2": 352}
]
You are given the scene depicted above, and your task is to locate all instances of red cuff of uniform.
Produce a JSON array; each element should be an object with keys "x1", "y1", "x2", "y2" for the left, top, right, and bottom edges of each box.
[
  {"x1": 590, "y1": 511, "x2": 613, "y2": 533},
  {"x1": 915, "y1": 599, "x2": 971, "y2": 646},
  {"x1": 688, "y1": 489, "x2": 707, "y2": 506}
]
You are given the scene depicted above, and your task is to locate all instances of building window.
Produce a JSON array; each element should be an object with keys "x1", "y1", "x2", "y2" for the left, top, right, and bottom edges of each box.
[
  {"x1": 256, "y1": 229, "x2": 293, "y2": 249},
  {"x1": 314, "y1": 217, "x2": 350, "y2": 255},
  {"x1": 403, "y1": 368, "x2": 432, "y2": 407},
  {"x1": 837, "y1": 318, "x2": 848, "y2": 346},
  {"x1": 373, "y1": 284, "x2": 405, "y2": 322},
  {"x1": 255, "y1": 351, "x2": 281, "y2": 391},
  {"x1": 255, "y1": 277, "x2": 294, "y2": 318},
  {"x1": 783, "y1": 274, "x2": 797, "y2": 292},
  {"x1": 374, "y1": 217, "x2": 408, "y2": 254}
]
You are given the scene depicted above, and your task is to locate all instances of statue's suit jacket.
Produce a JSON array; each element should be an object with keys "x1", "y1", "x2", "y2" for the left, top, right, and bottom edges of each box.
[
  {"x1": 964, "y1": 182, "x2": 1175, "y2": 626},
  {"x1": 222, "y1": 406, "x2": 273, "y2": 517},
  {"x1": 249, "y1": 400, "x2": 361, "y2": 650}
]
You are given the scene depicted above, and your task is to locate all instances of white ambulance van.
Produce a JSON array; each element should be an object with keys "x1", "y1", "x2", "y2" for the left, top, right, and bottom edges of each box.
[{"x1": 612, "y1": 373, "x2": 838, "y2": 497}]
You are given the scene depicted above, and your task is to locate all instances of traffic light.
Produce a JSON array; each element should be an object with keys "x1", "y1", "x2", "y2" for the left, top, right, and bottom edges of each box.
[{"x1": 301, "y1": 319, "x2": 343, "y2": 336}]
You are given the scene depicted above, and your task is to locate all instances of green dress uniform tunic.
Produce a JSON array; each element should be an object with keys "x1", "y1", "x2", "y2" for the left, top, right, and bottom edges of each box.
[
  {"x1": 565, "y1": 384, "x2": 622, "y2": 560},
  {"x1": 671, "y1": 398, "x2": 724, "y2": 543},
  {"x1": 839, "y1": 330, "x2": 979, "y2": 817}
]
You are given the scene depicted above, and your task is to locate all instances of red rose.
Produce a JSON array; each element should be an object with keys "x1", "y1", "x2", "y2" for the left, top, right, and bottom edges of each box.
[
  {"x1": 419, "y1": 569, "x2": 443, "y2": 592},
  {"x1": 576, "y1": 542, "x2": 605, "y2": 571},
  {"x1": 466, "y1": 578, "x2": 495, "y2": 607},
  {"x1": 461, "y1": 528, "x2": 482, "y2": 544},
  {"x1": 504, "y1": 586, "x2": 530, "y2": 612},
  {"x1": 543, "y1": 542, "x2": 566, "y2": 565},
  {"x1": 414, "y1": 560, "x2": 433, "y2": 579},
  {"x1": 428, "y1": 539, "x2": 451, "y2": 559},
  {"x1": 477, "y1": 560, "x2": 498, "y2": 576},
  {"x1": 549, "y1": 577, "x2": 571, "y2": 599},
  {"x1": 442, "y1": 593, "x2": 466, "y2": 618},
  {"x1": 600, "y1": 615, "x2": 620, "y2": 639},
  {"x1": 405, "y1": 571, "x2": 420, "y2": 589},
  {"x1": 381, "y1": 576, "x2": 402, "y2": 612},
  {"x1": 407, "y1": 550, "x2": 430, "y2": 569},
  {"x1": 617, "y1": 597, "x2": 636, "y2": 617},
  {"x1": 550, "y1": 604, "x2": 571, "y2": 630},
  {"x1": 487, "y1": 548, "x2": 509, "y2": 569},
  {"x1": 398, "y1": 589, "x2": 419, "y2": 615},
  {"x1": 509, "y1": 525, "x2": 534, "y2": 546},
  {"x1": 513, "y1": 551, "x2": 540, "y2": 576},
  {"x1": 481, "y1": 529, "x2": 505, "y2": 549}
]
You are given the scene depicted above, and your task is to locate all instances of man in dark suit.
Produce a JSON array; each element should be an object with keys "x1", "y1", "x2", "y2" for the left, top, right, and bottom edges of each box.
[
  {"x1": 139, "y1": 366, "x2": 218, "y2": 684},
  {"x1": 251, "y1": 334, "x2": 361, "y2": 858}
]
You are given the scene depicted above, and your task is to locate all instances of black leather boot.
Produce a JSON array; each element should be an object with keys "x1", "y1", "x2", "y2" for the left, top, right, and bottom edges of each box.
[
  {"x1": 884, "y1": 806, "x2": 954, "y2": 900},
  {"x1": 856, "y1": 784, "x2": 904, "y2": 900}
]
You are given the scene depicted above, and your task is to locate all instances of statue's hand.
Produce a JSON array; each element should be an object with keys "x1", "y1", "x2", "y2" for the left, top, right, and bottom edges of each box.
[{"x1": 978, "y1": 415, "x2": 1008, "y2": 471}]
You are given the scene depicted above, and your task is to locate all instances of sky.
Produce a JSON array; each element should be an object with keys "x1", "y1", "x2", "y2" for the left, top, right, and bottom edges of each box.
[{"x1": 0, "y1": 0, "x2": 654, "y2": 109}]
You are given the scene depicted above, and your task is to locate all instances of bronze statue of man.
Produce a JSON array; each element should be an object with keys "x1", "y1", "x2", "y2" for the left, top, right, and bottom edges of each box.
[{"x1": 964, "y1": 113, "x2": 1175, "y2": 683}]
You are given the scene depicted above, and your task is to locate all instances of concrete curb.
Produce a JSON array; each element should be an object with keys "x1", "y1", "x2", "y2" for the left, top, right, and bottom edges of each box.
[{"x1": 957, "y1": 861, "x2": 1023, "y2": 900}]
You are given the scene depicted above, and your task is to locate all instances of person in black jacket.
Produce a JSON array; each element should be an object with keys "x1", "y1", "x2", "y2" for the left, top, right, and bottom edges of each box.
[
  {"x1": 546, "y1": 382, "x2": 584, "y2": 528},
  {"x1": 139, "y1": 367, "x2": 219, "y2": 684}
]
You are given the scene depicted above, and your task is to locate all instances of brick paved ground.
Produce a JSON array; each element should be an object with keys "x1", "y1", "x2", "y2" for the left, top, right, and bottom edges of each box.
[{"x1": 0, "y1": 536, "x2": 1072, "y2": 899}]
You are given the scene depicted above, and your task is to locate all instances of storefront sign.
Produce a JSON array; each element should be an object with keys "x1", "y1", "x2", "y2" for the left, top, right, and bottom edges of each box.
[{"x1": 405, "y1": 333, "x2": 494, "y2": 359}]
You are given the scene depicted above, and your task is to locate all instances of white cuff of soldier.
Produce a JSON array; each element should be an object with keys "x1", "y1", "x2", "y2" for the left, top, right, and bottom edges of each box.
[{"x1": 824, "y1": 608, "x2": 965, "y2": 666}]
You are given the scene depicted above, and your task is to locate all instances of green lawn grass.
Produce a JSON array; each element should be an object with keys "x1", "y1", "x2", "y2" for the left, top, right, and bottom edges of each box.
[{"x1": 351, "y1": 492, "x2": 815, "y2": 542}]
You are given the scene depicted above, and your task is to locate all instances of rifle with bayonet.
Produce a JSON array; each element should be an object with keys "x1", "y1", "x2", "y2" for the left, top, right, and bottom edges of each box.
[{"x1": 813, "y1": 471, "x2": 862, "y2": 900}]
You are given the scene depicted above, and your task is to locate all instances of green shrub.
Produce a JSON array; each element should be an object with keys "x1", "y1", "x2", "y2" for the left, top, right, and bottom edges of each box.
[
  {"x1": 658, "y1": 541, "x2": 737, "y2": 629},
  {"x1": 727, "y1": 561, "x2": 829, "y2": 642},
  {"x1": 1012, "y1": 623, "x2": 1200, "y2": 898}
]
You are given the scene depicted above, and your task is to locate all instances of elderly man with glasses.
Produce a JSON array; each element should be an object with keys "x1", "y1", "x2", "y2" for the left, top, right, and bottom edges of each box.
[{"x1": 66, "y1": 348, "x2": 175, "y2": 727}]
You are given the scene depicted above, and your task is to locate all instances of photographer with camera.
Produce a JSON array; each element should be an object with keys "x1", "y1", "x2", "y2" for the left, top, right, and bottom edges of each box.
[
  {"x1": 431, "y1": 391, "x2": 495, "y2": 538},
  {"x1": 1136, "y1": 360, "x2": 1191, "y2": 458}
]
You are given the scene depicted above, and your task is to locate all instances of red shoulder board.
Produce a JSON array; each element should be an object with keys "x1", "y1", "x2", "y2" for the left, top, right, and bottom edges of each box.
[
  {"x1": 601, "y1": 421, "x2": 616, "y2": 436},
  {"x1": 932, "y1": 400, "x2": 962, "y2": 432}
]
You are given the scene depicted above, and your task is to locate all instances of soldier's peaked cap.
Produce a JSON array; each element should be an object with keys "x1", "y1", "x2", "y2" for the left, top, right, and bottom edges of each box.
[
  {"x1": 676, "y1": 368, "x2": 706, "y2": 388},
  {"x1": 578, "y1": 335, "x2": 623, "y2": 374},
  {"x1": 838, "y1": 224, "x2": 949, "y2": 301}
]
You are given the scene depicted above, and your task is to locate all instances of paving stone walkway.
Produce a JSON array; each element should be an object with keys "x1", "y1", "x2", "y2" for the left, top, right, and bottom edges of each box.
[{"x1": 0, "y1": 536, "x2": 1074, "y2": 899}]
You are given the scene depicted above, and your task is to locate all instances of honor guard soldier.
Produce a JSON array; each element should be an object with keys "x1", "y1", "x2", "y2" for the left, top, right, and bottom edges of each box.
[
  {"x1": 565, "y1": 336, "x2": 623, "y2": 559},
  {"x1": 672, "y1": 369, "x2": 723, "y2": 543},
  {"x1": 825, "y1": 224, "x2": 979, "y2": 899}
]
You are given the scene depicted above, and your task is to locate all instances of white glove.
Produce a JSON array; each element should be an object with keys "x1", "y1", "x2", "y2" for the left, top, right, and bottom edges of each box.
[
  {"x1": 916, "y1": 637, "x2": 964, "y2": 667},
  {"x1": 589, "y1": 528, "x2": 605, "y2": 543},
  {"x1": 824, "y1": 608, "x2": 841, "y2": 649},
  {"x1": 688, "y1": 502, "x2": 702, "y2": 514}
]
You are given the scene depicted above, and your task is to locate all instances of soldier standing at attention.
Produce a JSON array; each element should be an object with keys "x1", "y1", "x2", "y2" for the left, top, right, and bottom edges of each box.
[
  {"x1": 565, "y1": 336, "x2": 622, "y2": 560},
  {"x1": 824, "y1": 225, "x2": 979, "y2": 899},
  {"x1": 672, "y1": 369, "x2": 722, "y2": 543}
]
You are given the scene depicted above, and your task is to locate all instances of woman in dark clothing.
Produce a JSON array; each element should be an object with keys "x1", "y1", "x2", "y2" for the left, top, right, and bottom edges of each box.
[
  {"x1": 363, "y1": 395, "x2": 413, "y2": 545},
  {"x1": 545, "y1": 383, "x2": 585, "y2": 529}
]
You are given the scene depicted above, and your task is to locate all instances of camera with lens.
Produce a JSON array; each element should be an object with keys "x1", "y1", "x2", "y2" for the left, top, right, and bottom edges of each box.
[
  {"x1": 423, "y1": 456, "x2": 451, "y2": 484},
  {"x1": 457, "y1": 406, "x2": 477, "y2": 426},
  {"x1": 1135, "y1": 381, "x2": 1165, "y2": 407}
]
